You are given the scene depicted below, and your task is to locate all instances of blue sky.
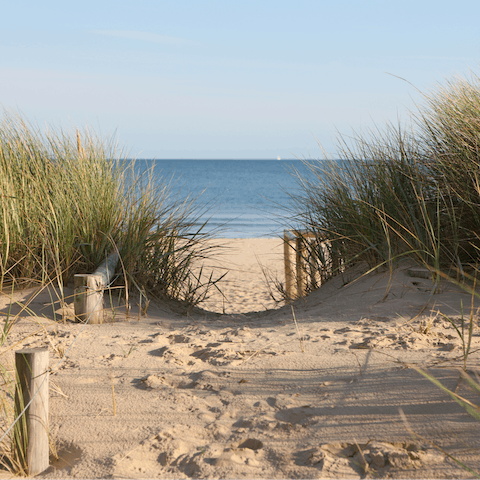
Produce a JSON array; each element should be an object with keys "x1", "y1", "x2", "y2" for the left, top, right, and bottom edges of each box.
[{"x1": 1, "y1": 1, "x2": 479, "y2": 159}]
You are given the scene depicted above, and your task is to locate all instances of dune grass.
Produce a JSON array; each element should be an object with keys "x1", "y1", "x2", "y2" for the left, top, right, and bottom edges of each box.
[
  {"x1": 288, "y1": 71, "x2": 480, "y2": 294},
  {"x1": 287, "y1": 69, "x2": 480, "y2": 475},
  {"x1": 0, "y1": 110, "x2": 222, "y2": 307},
  {"x1": 0, "y1": 110, "x2": 225, "y2": 474}
]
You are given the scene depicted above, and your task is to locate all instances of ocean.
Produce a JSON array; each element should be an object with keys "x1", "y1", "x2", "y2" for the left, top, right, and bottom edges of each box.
[{"x1": 133, "y1": 159, "x2": 313, "y2": 238}]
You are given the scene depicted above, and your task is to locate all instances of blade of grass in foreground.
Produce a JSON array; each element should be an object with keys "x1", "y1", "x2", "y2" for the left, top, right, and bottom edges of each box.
[
  {"x1": 399, "y1": 407, "x2": 480, "y2": 478},
  {"x1": 415, "y1": 368, "x2": 480, "y2": 421}
]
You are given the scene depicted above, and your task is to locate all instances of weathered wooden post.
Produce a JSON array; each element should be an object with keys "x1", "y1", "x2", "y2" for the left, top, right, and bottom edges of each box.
[
  {"x1": 74, "y1": 251, "x2": 119, "y2": 324},
  {"x1": 295, "y1": 232, "x2": 306, "y2": 297},
  {"x1": 284, "y1": 230, "x2": 295, "y2": 301},
  {"x1": 74, "y1": 274, "x2": 104, "y2": 323},
  {"x1": 14, "y1": 348, "x2": 49, "y2": 476}
]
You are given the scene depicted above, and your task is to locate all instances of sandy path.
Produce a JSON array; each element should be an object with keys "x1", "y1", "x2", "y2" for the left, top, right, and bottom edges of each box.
[
  {"x1": 0, "y1": 240, "x2": 480, "y2": 479},
  {"x1": 196, "y1": 238, "x2": 285, "y2": 313}
]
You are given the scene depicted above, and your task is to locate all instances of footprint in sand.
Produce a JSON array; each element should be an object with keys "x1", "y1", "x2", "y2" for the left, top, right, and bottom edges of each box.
[
  {"x1": 300, "y1": 441, "x2": 444, "y2": 478},
  {"x1": 141, "y1": 374, "x2": 176, "y2": 389},
  {"x1": 112, "y1": 433, "x2": 198, "y2": 477},
  {"x1": 168, "y1": 333, "x2": 193, "y2": 344},
  {"x1": 214, "y1": 439, "x2": 264, "y2": 468},
  {"x1": 50, "y1": 442, "x2": 83, "y2": 475},
  {"x1": 187, "y1": 370, "x2": 222, "y2": 391},
  {"x1": 113, "y1": 431, "x2": 267, "y2": 478},
  {"x1": 222, "y1": 326, "x2": 257, "y2": 343},
  {"x1": 140, "y1": 369, "x2": 224, "y2": 393},
  {"x1": 275, "y1": 405, "x2": 319, "y2": 426}
]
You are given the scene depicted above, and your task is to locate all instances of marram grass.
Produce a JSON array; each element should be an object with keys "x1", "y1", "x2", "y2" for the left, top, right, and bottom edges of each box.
[
  {"x1": 0, "y1": 111, "x2": 226, "y2": 473},
  {"x1": 0, "y1": 110, "x2": 222, "y2": 306},
  {"x1": 287, "y1": 68, "x2": 480, "y2": 476},
  {"x1": 289, "y1": 71, "x2": 480, "y2": 291}
]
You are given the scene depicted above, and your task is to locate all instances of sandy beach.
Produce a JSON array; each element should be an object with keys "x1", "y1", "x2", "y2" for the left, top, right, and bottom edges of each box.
[
  {"x1": 1, "y1": 238, "x2": 480, "y2": 479},
  {"x1": 195, "y1": 238, "x2": 285, "y2": 314}
]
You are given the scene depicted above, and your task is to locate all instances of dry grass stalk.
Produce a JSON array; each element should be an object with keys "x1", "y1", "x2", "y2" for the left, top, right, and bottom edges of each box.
[
  {"x1": 0, "y1": 109, "x2": 224, "y2": 308},
  {"x1": 291, "y1": 306, "x2": 305, "y2": 353}
]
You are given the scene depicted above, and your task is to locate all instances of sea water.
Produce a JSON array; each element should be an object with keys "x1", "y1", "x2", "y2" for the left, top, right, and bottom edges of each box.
[{"x1": 132, "y1": 159, "x2": 314, "y2": 238}]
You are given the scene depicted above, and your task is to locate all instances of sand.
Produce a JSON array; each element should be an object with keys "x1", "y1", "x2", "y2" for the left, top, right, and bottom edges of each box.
[
  {"x1": 1, "y1": 238, "x2": 480, "y2": 479},
  {"x1": 195, "y1": 238, "x2": 285, "y2": 314}
]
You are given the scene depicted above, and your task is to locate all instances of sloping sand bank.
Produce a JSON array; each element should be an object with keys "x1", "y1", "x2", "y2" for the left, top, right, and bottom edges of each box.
[{"x1": 1, "y1": 239, "x2": 480, "y2": 479}]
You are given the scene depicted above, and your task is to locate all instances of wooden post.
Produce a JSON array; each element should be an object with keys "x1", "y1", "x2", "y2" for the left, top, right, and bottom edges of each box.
[
  {"x1": 284, "y1": 230, "x2": 295, "y2": 301},
  {"x1": 295, "y1": 234, "x2": 306, "y2": 297},
  {"x1": 74, "y1": 274, "x2": 104, "y2": 324},
  {"x1": 74, "y1": 251, "x2": 119, "y2": 324},
  {"x1": 14, "y1": 348, "x2": 49, "y2": 476},
  {"x1": 284, "y1": 229, "x2": 322, "y2": 300},
  {"x1": 308, "y1": 250, "x2": 319, "y2": 290}
]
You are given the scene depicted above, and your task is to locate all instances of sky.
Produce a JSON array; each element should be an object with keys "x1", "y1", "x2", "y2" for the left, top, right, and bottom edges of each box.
[{"x1": 1, "y1": 0, "x2": 479, "y2": 159}]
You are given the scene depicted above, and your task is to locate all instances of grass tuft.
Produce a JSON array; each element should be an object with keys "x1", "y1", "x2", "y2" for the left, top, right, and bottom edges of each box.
[
  {"x1": 0, "y1": 109, "x2": 223, "y2": 307},
  {"x1": 288, "y1": 70, "x2": 480, "y2": 289},
  {"x1": 286, "y1": 68, "x2": 480, "y2": 476}
]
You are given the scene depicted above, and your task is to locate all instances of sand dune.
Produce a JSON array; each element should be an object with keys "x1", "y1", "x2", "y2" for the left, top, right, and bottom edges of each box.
[{"x1": 1, "y1": 238, "x2": 480, "y2": 478}]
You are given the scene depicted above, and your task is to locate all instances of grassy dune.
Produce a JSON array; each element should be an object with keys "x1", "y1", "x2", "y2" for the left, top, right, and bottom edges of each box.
[
  {"x1": 0, "y1": 111, "x2": 226, "y2": 474},
  {"x1": 0, "y1": 111, "x2": 221, "y2": 306},
  {"x1": 291, "y1": 71, "x2": 480, "y2": 289},
  {"x1": 289, "y1": 71, "x2": 480, "y2": 475}
]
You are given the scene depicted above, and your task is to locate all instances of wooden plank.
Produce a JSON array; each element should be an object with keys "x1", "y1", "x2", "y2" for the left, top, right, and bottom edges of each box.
[{"x1": 14, "y1": 348, "x2": 49, "y2": 476}]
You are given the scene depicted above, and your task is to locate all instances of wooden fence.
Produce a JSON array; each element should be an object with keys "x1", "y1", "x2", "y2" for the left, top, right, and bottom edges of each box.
[
  {"x1": 73, "y1": 251, "x2": 119, "y2": 324},
  {"x1": 284, "y1": 229, "x2": 339, "y2": 300},
  {"x1": 11, "y1": 251, "x2": 120, "y2": 475}
]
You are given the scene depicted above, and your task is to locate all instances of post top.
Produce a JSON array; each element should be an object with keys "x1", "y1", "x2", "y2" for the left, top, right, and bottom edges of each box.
[{"x1": 16, "y1": 347, "x2": 49, "y2": 354}]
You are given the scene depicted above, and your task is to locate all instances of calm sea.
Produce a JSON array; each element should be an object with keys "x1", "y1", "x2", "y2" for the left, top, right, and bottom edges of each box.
[{"x1": 133, "y1": 159, "x2": 313, "y2": 238}]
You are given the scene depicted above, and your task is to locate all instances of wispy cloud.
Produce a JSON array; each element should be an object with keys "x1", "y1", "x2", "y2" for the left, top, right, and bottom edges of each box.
[{"x1": 94, "y1": 30, "x2": 199, "y2": 47}]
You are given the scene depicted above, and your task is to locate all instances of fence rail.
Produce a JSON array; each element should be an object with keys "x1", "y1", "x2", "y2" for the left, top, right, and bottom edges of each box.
[{"x1": 74, "y1": 251, "x2": 119, "y2": 324}]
